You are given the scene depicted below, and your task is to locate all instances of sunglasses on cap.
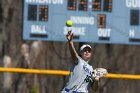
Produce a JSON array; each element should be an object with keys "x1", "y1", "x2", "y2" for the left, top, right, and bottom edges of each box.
[{"x1": 82, "y1": 47, "x2": 92, "y2": 52}]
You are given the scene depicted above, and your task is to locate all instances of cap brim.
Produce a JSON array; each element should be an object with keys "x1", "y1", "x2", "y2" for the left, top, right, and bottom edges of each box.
[{"x1": 80, "y1": 44, "x2": 92, "y2": 51}]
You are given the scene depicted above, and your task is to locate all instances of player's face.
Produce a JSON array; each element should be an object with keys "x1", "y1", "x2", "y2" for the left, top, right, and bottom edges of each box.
[{"x1": 80, "y1": 47, "x2": 92, "y2": 61}]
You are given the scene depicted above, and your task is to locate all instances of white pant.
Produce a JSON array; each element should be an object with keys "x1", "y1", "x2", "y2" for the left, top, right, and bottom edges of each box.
[
  {"x1": 61, "y1": 91, "x2": 87, "y2": 93},
  {"x1": 61, "y1": 91, "x2": 68, "y2": 93}
]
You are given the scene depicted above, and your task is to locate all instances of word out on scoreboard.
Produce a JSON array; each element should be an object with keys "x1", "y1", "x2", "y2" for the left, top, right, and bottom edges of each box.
[{"x1": 23, "y1": 0, "x2": 140, "y2": 45}]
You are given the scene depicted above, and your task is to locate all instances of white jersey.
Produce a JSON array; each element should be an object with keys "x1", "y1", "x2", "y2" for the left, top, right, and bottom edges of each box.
[{"x1": 61, "y1": 56, "x2": 93, "y2": 93}]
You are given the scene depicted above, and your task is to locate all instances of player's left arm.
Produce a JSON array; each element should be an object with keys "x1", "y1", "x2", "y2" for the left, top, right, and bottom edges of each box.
[
  {"x1": 91, "y1": 78, "x2": 100, "y2": 91},
  {"x1": 91, "y1": 68, "x2": 108, "y2": 91}
]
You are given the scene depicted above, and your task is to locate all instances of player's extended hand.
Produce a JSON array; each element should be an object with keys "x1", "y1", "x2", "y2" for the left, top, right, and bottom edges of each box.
[
  {"x1": 92, "y1": 68, "x2": 108, "y2": 80},
  {"x1": 66, "y1": 31, "x2": 73, "y2": 41}
]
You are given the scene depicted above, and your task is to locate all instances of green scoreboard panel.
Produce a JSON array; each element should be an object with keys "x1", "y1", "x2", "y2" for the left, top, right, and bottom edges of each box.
[{"x1": 23, "y1": 0, "x2": 140, "y2": 45}]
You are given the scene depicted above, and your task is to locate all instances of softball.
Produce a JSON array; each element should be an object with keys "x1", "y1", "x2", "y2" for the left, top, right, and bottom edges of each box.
[{"x1": 66, "y1": 20, "x2": 72, "y2": 27}]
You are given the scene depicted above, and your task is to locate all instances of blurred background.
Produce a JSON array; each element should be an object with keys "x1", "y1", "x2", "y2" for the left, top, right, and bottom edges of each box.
[{"x1": 0, "y1": 0, "x2": 140, "y2": 93}]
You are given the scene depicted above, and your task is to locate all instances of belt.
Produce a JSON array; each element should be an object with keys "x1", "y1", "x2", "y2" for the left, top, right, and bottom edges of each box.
[{"x1": 64, "y1": 88, "x2": 81, "y2": 93}]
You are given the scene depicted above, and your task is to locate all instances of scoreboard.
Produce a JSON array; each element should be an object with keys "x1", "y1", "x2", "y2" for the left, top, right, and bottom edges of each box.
[{"x1": 23, "y1": 0, "x2": 140, "y2": 45}]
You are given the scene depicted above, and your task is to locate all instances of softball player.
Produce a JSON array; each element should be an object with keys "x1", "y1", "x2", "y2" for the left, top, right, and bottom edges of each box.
[{"x1": 61, "y1": 31, "x2": 99, "y2": 93}]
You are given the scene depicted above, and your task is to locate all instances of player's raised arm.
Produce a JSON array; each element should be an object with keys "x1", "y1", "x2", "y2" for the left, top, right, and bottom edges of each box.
[{"x1": 66, "y1": 31, "x2": 79, "y2": 63}]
